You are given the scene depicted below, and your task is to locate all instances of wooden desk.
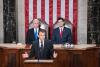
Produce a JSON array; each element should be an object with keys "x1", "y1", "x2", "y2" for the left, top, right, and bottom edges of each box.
[
  {"x1": 23, "y1": 59, "x2": 54, "y2": 67},
  {"x1": 0, "y1": 44, "x2": 99, "y2": 67},
  {"x1": 0, "y1": 44, "x2": 28, "y2": 67},
  {"x1": 54, "y1": 45, "x2": 99, "y2": 67}
]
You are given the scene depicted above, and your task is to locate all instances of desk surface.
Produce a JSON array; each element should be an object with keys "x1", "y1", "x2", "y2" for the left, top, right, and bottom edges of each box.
[
  {"x1": 0, "y1": 43, "x2": 97, "y2": 50},
  {"x1": 0, "y1": 44, "x2": 26, "y2": 49},
  {"x1": 54, "y1": 44, "x2": 96, "y2": 50}
]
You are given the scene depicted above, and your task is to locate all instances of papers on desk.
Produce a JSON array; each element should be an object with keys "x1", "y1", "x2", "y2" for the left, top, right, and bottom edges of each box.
[
  {"x1": 53, "y1": 44, "x2": 62, "y2": 49},
  {"x1": 24, "y1": 59, "x2": 54, "y2": 63},
  {"x1": 53, "y1": 44, "x2": 96, "y2": 50},
  {"x1": 74, "y1": 44, "x2": 96, "y2": 49}
]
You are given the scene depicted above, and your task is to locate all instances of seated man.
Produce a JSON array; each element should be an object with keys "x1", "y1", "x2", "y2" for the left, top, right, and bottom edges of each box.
[
  {"x1": 23, "y1": 30, "x2": 55, "y2": 59},
  {"x1": 52, "y1": 17, "x2": 72, "y2": 44},
  {"x1": 26, "y1": 19, "x2": 47, "y2": 45}
]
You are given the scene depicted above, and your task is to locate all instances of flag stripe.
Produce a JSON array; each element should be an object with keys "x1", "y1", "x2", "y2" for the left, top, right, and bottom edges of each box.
[
  {"x1": 41, "y1": 0, "x2": 45, "y2": 21},
  {"x1": 49, "y1": 0, "x2": 53, "y2": 39},
  {"x1": 37, "y1": 0, "x2": 41, "y2": 18},
  {"x1": 57, "y1": 0, "x2": 61, "y2": 17},
  {"x1": 61, "y1": 0, "x2": 65, "y2": 18},
  {"x1": 73, "y1": 0, "x2": 78, "y2": 44},
  {"x1": 65, "y1": 0, "x2": 69, "y2": 19},
  {"x1": 53, "y1": 0, "x2": 57, "y2": 24},
  {"x1": 69, "y1": 0, "x2": 73, "y2": 23},
  {"x1": 33, "y1": 0, "x2": 37, "y2": 18},
  {"x1": 45, "y1": 0, "x2": 49, "y2": 24},
  {"x1": 25, "y1": 0, "x2": 29, "y2": 33},
  {"x1": 29, "y1": 0, "x2": 33, "y2": 23}
]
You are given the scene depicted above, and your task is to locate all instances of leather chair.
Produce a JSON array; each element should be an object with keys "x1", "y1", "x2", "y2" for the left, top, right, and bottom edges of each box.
[
  {"x1": 38, "y1": 18, "x2": 49, "y2": 39},
  {"x1": 28, "y1": 19, "x2": 49, "y2": 39}
]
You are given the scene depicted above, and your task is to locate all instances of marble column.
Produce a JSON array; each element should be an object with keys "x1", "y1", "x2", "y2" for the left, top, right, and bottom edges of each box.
[
  {"x1": 0, "y1": 0, "x2": 4, "y2": 43},
  {"x1": 16, "y1": 0, "x2": 25, "y2": 43},
  {"x1": 77, "y1": 0, "x2": 88, "y2": 44}
]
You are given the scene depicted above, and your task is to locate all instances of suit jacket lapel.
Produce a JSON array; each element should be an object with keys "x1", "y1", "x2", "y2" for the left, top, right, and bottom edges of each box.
[
  {"x1": 33, "y1": 29, "x2": 35, "y2": 39},
  {"x1": 62, "y1": 27, "x2": 66, "y2": 38},
  {"x1": 57, "y1": 28, "x2": 61, "y2": 38},
  {"x1": 44, "y1": 40, "x2": 47, "y2": 50},
  {"x1": 36, "y1": 40, "x2": 39, "y2": 50}
]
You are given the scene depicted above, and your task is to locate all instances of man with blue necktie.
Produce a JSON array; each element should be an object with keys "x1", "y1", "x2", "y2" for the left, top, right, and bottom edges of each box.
[{"x1": 26, "y1": 19, "x2": 46, "y2": 45}]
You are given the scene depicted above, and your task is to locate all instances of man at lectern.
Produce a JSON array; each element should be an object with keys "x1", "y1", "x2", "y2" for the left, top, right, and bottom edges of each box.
[{"x1": 23, "y1": 30, "x2": 54, "y2": 59}]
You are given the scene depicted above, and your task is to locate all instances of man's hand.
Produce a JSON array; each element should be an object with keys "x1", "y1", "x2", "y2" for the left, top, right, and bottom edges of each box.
[
  {"x1": 22, "y1": 52, "x2": 29, "y2": 59},
  {"x1": 25, "y1": 45, "x2": 32, "y2": 48},
  {"x1": 53, "y1": 51, "x2": 58, "y2": 58}
]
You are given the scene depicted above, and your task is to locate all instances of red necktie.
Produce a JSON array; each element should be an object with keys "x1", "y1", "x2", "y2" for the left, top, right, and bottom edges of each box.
[{"x1": 60, "y1": 28, "x2": 63, "y2": 38}]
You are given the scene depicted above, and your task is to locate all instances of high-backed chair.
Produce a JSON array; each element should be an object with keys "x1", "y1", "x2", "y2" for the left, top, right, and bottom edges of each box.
[
  {"x1": 38, "y1": 18, "x2": 49, "y2": 39},
  {"x1": 28, "y1": 19, "x2": 49, "y2": 39}
]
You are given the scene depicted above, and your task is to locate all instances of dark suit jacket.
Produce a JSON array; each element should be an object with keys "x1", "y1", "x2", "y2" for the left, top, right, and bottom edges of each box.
[
  {"x1": 29, "y1": 40, "x2": 53, "y2": 59},
  {"x1": 26, "y1": 28, "x2": 46, "y2": 45},
  {"x1": 52, "y1": 27, "x2": 72, "y2": 44}
]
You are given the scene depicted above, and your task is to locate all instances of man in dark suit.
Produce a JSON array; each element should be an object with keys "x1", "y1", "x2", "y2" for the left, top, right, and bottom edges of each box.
[
  {"x1": 23, "y1": 30, "x2": 53, "y2": 59},
  {"x1": 52, "y1": 17, "x2": 72, "y2": 44},
  {"x1": 26, "y1": 19, "x2": 46, "y2": 45}
]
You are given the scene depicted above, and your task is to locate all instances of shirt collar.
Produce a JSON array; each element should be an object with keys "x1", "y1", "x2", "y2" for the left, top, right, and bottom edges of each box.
[
  {"x1": 34, "y1": 28, "x2": 39, "y2": 32},
  {"x1": 59, "y1": 27, "x2": 64, "y2": 31},
  {"x1": 39, "y1": 39, "x2": 44, "y2": 47}
]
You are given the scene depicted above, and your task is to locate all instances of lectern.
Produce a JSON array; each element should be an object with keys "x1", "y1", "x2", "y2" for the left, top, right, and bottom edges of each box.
[{"x1": 23, "y1": 59, "x2": 54, "y2": 67}]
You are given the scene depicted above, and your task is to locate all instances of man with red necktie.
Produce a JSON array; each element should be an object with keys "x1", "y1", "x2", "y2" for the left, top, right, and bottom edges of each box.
[{"x1": 52, "y1": 17, "x2": 72, "y2": 44}]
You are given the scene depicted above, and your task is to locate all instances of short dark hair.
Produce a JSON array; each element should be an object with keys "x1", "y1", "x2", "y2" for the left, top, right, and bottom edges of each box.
[
  {"x1": 57, "y1": 17, "x2": 65, "y2": 22},
  {"x1": 39, "y1": 29, "x2": 46, "y2": 34},
  {"x1": 57, "y1": 17, "x2": 65, "y2": 25}
]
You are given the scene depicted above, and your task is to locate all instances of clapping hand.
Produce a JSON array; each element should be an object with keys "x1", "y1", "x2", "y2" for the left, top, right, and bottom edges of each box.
[
  {"x1": 53, "y1": 51, "x2": 58, "y2": 58},
  {"x1": 22, "y1": 52, "x2": 29, "y2": 59}
]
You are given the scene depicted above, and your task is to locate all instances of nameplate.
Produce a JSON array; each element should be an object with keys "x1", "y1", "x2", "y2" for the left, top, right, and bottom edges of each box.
[{"x1": 74, "y1": 44, "x2": 96, "y2": 49}]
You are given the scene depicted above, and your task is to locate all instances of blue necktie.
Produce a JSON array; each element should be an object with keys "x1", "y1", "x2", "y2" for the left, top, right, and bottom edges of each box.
[{"x1": 34, "y1": 29, "x2": 38, "y2": 40}]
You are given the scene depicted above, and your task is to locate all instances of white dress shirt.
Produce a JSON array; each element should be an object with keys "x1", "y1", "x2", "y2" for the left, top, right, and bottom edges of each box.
[
  {"x1": 34, "y1": 28, "x2": 39, "y2": 33},
  {"x1": 39, "y1": 39, "x2": 44, "y2": 48},
  {"x1": 59, "y1": 27, "x2": 64, "y2": 32}
]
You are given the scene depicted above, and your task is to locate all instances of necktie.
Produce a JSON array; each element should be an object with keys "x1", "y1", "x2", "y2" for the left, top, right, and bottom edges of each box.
[
  {"x1": 35, "y1": 29, "x2": 38, "y2": 40},
  {"x1": 41, "y1": 41, "x2": 43, "y2": 49},
  {"x1": 39, "y1": 41, "x2": 44, "y2": 59},
  {"x1": 60, "y1": 28, "x2": 63, "y2": 38}
]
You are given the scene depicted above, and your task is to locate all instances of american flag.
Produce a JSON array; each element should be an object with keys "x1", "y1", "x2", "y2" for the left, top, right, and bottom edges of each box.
[{"x1": 25, "y1": 0, "x2": 78, "y2": 44}]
